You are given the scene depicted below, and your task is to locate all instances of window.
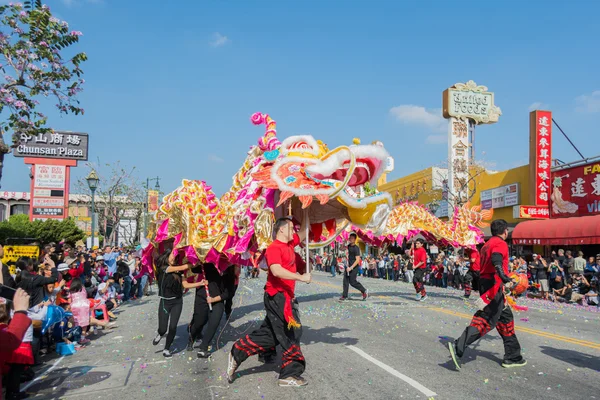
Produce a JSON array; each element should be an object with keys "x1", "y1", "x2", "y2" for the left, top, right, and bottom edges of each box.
[{"x1": 10, "y1": 204, "x2": 29, "y2": 216}]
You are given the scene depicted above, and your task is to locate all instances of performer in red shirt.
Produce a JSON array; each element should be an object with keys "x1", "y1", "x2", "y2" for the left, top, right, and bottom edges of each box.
[
  {"x1": 448, "y1": 219, "x2": 526, "y2": 370},
  {"x1": 411, "y1": 238, "x2": 428, "y2": 301},
  {"x1": 463, "y1": 248, "x2": 481, "y2": 298},
  {"x1": 227, "y1": 215, "x2": 311, "y2": 387}
]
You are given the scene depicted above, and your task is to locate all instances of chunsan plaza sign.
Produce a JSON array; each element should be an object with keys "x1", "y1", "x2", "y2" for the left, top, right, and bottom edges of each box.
[{"x1": 14, "y1": 131, "x2": 89, "y2": 161}]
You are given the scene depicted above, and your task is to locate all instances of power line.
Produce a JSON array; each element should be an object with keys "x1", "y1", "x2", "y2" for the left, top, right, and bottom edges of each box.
[{"x1": 552, "y1": 118, "x2": 584, "y2": 160}]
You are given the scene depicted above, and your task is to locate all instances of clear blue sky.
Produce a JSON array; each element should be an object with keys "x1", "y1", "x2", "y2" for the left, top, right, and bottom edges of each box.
[{"x1": 3, "y1": 0, "x2": 600, "y2": 196}]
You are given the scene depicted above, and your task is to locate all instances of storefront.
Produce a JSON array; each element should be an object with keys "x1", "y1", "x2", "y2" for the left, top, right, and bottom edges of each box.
[{"x1": 512, "y1": 157, "x2": 600, "y2": 256}]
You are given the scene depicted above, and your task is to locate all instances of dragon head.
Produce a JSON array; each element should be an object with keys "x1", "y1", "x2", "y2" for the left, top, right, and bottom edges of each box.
[{"x1": 251, "y1": 113, "x2": 392, "y2": 245}]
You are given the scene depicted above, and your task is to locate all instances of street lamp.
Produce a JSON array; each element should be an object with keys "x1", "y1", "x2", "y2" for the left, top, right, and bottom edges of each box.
[
  {"x1": 143, "y1": 176, "x2": 161, "y2": 238},
  {"x1": 86, "y1": 170, "x2": 99, "y2": 250}
]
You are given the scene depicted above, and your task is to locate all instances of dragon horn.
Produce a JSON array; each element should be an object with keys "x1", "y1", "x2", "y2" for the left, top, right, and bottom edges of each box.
[{"x1": 251, "y1": 112, "x2": 281, "y2": 151}]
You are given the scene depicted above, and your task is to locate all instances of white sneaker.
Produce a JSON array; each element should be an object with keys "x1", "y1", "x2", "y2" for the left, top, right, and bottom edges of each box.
[
  {"x1": 415, "y1": 293, "x2": 422, "y2": 301},
  {"x1": 420, "y1": 295, "x2": 428, "y2": 301},
  {"x1": 152, "y1": 333, "x2": 163, "y2": 346},
  {"x1": 226, "y1": 351, "x2": 239, "y2": 384},
  {"x1": 278, "y1": 376, "x2": 308, "y2": 387}
]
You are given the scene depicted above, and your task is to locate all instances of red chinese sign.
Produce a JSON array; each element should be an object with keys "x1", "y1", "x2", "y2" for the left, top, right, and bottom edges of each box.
[
  {"x1": 147, "y1": 190, "x2": 159, "y2": 213},
  {"x1": 513, "y1": 205, "x2": 549, "y2": 219},
  {"x1": 550, "y1": 161, "x2": 600, "y2": 218},
  {"x1": 529, "y1": 111, "x2": 552, "y2": 206}
]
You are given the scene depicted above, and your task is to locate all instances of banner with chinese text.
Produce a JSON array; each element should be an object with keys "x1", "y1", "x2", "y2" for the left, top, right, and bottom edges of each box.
[
  {"x1": 550, "y1": 161, "x2": 600, "y2": 218},
  {"x1": 148, "y1": 190, "x2": 159, "y2": 213},
  {"x1": 529, "y1": 111, "x2": 552, "y2": 206}
]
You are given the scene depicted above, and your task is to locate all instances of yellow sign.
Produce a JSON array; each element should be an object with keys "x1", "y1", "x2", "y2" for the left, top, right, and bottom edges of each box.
[{"x1": 2, "y1": 245, "x2": 40, "y2": 275}]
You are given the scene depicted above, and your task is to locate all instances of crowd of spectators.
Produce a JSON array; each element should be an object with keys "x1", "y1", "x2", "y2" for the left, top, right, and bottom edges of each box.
[
  {"x1": 312, "y1": 247, "x2": 600, "y2": 307},
  {"x1": 0, "y1": 240, "x2": 153, "y2": 400}
]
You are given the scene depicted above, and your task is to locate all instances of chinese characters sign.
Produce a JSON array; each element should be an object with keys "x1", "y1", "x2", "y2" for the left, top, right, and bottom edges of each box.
[
  {"x1": 529, "y1": 111, "x2": 552, "y2": 206},
  {"x1": 550, "y1": 161, "x2": 600, "y2": 218},
  {"x1": 30, "y1": 164, "x2": 68, "y2": 221},
  {"x1": 148, "y1": 190, "x2": 159, "y2": 213},
  {"x1": 513, "y1": 205, "x2": 550, "y2": 219},
  {"x1": 14, "y1": 131, "x2": 88, "y2": 161},
  {"x1": 34, "y1": 165, "x2": 65, "y2": 189},
  {"x1": 447, "y1": 117, "x2": 470, "y2": 208}
]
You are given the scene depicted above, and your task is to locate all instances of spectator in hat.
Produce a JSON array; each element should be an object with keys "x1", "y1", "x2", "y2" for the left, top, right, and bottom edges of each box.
[
  {"x1": 65, "y1": 255, "x2": 84, "y2": 282},
  {"x1": 95, "y1": 255, "x2": 107, "y2": 282}
]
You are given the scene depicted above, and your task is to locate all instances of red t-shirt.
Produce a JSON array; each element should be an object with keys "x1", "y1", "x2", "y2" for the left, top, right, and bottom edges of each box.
[
  {"x1": 413, "y1": 247, "x2": 427, "y2": 269},
  {"x1": 265, "y1": 234, "x2": 300, "y2": 297},
  {"x1": 469, "y1": 249, "x2": 481, "y2": 272},
  {"x1": 479, "y1": 236, "x2": 508, "y2": 278}
]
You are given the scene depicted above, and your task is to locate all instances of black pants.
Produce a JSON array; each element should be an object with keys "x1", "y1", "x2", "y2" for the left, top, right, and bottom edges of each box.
[
  {"x1": 231, "y1": 292, "x2": 305, "y2": 379},
  {"x1": 225, "y1": 285, "x2": 238, "y2": 318},
  {"x1": 464, "y1": 271, "x2": 473, "y2": 297},
  {"x1": 4, "y1": 363, "x2": 25, "y2": 395},
  {"x1": 343, "y1": 267, "x2": 366, "y2": 298},
  {"x1": 455, "y1": 278, "x2": 522, "y2": 362},
  {"x1": 471, "y1": 271, "x2": 480, "y2": 293},
  {"x1": 158, "y1": 298, "x2": 183, "y2": 350},
  {"x1": 413, "y1": 268, "x2": 426, "y2": 296},
  {"x1": 190, "y1": 298, "x2": 224, "y2": 351}
]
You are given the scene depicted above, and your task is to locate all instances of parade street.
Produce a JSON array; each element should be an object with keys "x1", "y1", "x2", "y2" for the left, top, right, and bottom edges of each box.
[{"x1": 27, "y1": 272, "x2": 599, "y2": 400}]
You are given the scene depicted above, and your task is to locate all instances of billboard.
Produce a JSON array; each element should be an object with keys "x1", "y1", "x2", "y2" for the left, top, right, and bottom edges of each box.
[
  {"x1": 550, "y1": 160, "x2": 600, "y2": 218},
  {"x1": 481, "y1": 183, "x2": 519, "y2": 210}
]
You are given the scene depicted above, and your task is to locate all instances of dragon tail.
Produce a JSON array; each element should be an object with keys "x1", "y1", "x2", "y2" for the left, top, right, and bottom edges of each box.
[{"x1": 251, "y1": 112, "x2": 281, "y2": 151}]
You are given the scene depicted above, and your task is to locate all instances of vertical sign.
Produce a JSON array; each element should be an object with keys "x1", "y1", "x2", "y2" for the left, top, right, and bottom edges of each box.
[
  {"x1": 443, "y1": 81, "x2": 500, "y2": 212},
  {"x1": 447, "y1": 117, "x2": 469, "y2": 209},
  {"x1": 147, "y1": 190, "x2": 159, "y2": 213},
  {"x1": 30, "y1": 164, "x2": 68, "y2": 221},
  {"x1": 529, "y1": 111, "x2": 552, "y2": 206}
]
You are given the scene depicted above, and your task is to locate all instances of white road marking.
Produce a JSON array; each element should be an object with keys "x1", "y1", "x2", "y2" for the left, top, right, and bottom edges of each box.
[
  {"x1": 243, "y1": 285, "x2": 254, "y2": 293},
  {"x1": 346, "y1": 345, "x2": 437, "y2": 398},
  {"x1": 23, "y1": 355, "x2": 65, "y2": 391}
]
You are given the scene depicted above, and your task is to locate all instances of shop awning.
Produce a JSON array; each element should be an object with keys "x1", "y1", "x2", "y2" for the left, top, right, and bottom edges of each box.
[{"x1": 512, "y1": 215, "x2": 600, "y2": 245}]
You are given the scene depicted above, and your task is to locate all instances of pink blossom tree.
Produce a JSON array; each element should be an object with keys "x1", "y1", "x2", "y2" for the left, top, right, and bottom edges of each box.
[{"x1": 0, "y1": 1, "x2": 87, "y2": 183}]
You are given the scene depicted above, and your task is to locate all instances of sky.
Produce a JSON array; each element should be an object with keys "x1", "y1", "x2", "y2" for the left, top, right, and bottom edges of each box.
[{"x1": 2, "y1": 0, "x2": 600, "y2": 197}]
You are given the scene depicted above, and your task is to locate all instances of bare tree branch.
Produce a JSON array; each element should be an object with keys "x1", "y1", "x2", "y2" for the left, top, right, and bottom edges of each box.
[{"x1": 76, "y1": 160, "x2": 145, "y2": 246}]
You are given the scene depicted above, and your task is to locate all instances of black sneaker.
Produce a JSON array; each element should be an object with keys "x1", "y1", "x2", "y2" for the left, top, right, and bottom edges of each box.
[
  {"x1": 163, "y1": 349, "x2": 173, "y2": 358},
  {"x1": 152, "y1": 333, "x2": 163, "y2": 346},
  {"x1": 197, "y1": 349, "x2": 210, "y2": 358},
  {"x1": 187, "y1": 336, "x2": 195, "y2": 351},
  {"x1": 448, "y1": 342, "x2": 461, "y2": 371},
  {"x1": 502, "y1": 358, "x2": 527, "y2": 368}
]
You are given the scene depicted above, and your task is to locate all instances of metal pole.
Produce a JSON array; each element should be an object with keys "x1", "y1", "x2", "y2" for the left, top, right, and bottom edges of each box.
[
  {"x1": 143, "y1": 178, "x2": 149, "y2": 238},
  {"x1": 90, "y1": 189, "x2": 96, "y2": 249},
  {"x1": 305, "y1": 211, "x2": 310, "y2": 273}
]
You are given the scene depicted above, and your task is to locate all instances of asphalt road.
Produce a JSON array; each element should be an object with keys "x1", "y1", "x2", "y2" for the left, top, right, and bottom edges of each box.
[{"x1": 25, "y1": 271, "x2": 600, "y2": 400}]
